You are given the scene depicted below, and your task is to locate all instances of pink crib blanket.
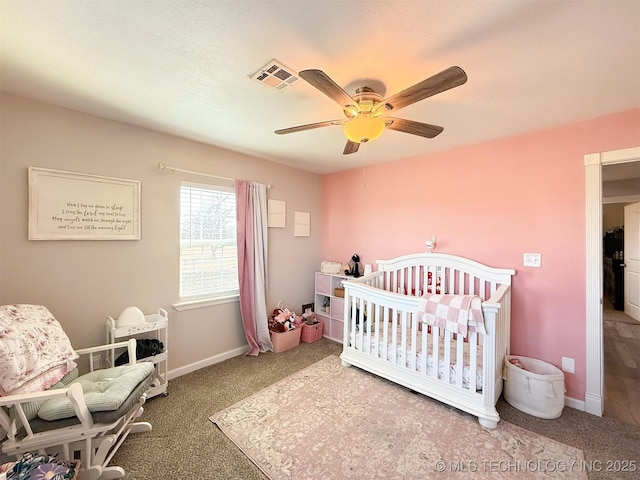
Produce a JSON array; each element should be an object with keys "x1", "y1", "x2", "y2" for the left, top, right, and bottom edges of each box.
[
  {"x1": 0, "y1": 304, "x2": 78, "y2": 396},
  {"x1": 416, "y1": 294, "x2": 486, "y2": 337}
]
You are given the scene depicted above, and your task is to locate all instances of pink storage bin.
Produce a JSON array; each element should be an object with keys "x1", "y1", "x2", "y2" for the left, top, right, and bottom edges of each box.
[
  {"x1": 270, "y1": 327, "x2": 302, "y2": 353},
  {"x1": 301, "y1": 321, "x2": 323, "y2": 343},
  {"x1": 316, "y1": 274, "x2": 331, "y2": 295}
]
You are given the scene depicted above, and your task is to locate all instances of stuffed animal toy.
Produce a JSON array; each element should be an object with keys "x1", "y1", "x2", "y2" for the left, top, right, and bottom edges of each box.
[
  {"x1": 321, "y1": 296, "x2": 330, "y2": 313},
  {"x1": 273, "y1": 307, "x2": 296, "y2": 331},
  {"x1": 270, "y1": 307, "x2": 296, "y2": 332},
  {"x1": 345, "y1": 253, "x2": 363, "y2": 278},
  {"x1": 302, "y1": 307, "x2": 317, "y2": 325}
]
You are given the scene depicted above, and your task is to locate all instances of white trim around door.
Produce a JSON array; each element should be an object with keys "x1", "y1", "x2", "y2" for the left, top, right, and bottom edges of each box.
[{"x1": 584, "y1": 146, "x2": 640, "y2": 416}]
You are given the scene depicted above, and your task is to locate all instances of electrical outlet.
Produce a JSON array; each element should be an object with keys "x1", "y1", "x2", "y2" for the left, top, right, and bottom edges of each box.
[
  {"x1": 523, "y1": 253, "x2": 541, "y2": 267},
  {"x1": 561, "y1": 356, "x2": 575, "y2": 373}
]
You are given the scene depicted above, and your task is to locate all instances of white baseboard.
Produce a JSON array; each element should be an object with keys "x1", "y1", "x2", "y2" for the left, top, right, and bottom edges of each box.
[
  {"x1": 168, "y1": 345, "x2": 249, "y2": 380},
  {"x1": 584, "y1": 392, "x2": 604, "y2": 416},
  {"x1": 564, "y1": 395, "x2": 586, "y2": 412}
]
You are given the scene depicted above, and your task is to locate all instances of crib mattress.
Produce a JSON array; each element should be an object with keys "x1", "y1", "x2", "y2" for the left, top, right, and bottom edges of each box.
[{"x1": 351, "y1": 329, "x2": 484, "y2": 391}]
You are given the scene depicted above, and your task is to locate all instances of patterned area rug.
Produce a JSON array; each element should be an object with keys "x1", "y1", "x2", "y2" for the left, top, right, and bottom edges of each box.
[{"x1": 210, "y1": 355, "x2": 586, "y2": 479}]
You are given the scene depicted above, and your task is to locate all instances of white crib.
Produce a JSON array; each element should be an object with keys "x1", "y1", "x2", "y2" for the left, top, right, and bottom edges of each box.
[{"x1": 340, "y1": 252, "x2": 515, "y2": 429}]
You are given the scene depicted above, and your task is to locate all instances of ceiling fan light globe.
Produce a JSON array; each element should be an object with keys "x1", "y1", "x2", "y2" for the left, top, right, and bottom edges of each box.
[{"x1": 343, "y1": 116, "x2": 385, "y2": 144}]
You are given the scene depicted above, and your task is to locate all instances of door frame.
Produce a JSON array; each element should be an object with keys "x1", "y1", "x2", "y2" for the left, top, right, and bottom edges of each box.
[{"x1": 584, "y1": 146, "x2": 640, "y2": 416}]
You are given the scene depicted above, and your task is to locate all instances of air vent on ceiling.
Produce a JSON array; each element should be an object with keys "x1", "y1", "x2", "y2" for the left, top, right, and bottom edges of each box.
[{"x1": 250, "y1": 59, "x2": 299, "y2": 91}]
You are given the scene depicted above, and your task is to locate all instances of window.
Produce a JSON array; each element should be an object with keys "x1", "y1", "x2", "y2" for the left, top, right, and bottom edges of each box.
[{"x1": 179, "y1": 183, "x2": 238, "y2": 300}]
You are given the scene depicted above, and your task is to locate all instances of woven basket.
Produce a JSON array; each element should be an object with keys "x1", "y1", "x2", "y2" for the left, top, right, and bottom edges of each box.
[{"x1": 301, "y1": 321, "x2": 323, "y2": 343}]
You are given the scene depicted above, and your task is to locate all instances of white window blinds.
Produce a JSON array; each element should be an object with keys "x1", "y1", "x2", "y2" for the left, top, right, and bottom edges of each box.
[{"x1": 179, "y1": 184, "x2": 238, "y2": 299}]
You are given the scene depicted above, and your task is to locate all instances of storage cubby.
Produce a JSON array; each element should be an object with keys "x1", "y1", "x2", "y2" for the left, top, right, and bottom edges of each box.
[{"x1": 314, "y1": 272, "x2": 349, "y2": 342}]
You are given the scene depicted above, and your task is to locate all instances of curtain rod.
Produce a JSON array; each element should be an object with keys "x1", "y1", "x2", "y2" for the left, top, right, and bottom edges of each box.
[{"x1": 157, "y1": 163, "x2": 270, "y2": 188}]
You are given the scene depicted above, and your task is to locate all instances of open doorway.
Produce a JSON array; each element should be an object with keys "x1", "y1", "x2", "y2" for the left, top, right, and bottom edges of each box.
[
  {"x1": 601, "y1": 165, "x2": 640, "y2": 426},
  {"x1": 584, "y1": 147, "x2": 640, "y2": 421}
]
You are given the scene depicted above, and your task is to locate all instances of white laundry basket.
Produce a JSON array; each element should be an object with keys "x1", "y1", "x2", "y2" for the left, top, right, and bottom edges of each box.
[{"x1": 503, "y1": 355, "x2": 565, "y2": 419}]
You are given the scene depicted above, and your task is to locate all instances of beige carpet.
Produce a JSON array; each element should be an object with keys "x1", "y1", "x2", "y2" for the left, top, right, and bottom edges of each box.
[
  {"x1": 210, "y1": 355, "x2": 586, "y2": 479},
  {"x1": 604, "y1": 307, "x2": 639, "y2": 325}
]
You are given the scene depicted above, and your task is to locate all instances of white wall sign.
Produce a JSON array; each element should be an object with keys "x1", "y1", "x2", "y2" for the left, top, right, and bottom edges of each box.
[
  {"x1": 28, "y1": 167, "x2": 141, "y2": 240},
  {"x1": 294, "y1": 211, "x2": 310, "y2": 237},
  {"x1": 268, "y1": 199, "x2": 286, "y2": 228}
]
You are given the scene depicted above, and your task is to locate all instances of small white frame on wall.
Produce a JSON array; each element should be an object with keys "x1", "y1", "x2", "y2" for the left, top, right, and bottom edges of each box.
[
  {"x1": 294, "y1": 211, "x2": 310, "y2": 237},
  {"x1": 28, "y1": 167, "x2": 141, "y2": 240},
  {"x1": 267, "y1": 199, "x2": 286, "y2": 228}
]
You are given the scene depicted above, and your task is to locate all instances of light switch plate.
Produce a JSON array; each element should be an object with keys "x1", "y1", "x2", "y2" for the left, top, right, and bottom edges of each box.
[
  {"x1": 523, "y1": 253, "x2": 541, "y2": 267},
  {"x1": 562, "y1": 356, "x2": 575, "y2": 373}
]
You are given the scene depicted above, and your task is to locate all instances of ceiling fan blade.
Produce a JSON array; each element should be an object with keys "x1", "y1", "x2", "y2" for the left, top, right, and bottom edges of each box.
[
  {"x1": 275, "y1": 119, "x2": 343, "y2": 135},
  {"x1": 374, "y1": 66, "x2": 467, "y2": 114},
  {"x1": 299, "y1": 69, "x2": 356, "y2": 108},
  {"x1": 385, "y1": 118, "x2": 444, "y2": 138},
  {"x1": 343, "y1": 140, "x2": 360, "y2": 155}
]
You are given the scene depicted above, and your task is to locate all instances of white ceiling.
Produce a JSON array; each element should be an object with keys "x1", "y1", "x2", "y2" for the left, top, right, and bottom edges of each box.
[{"x1": 1, "y1": 1, "x2": 639, "y2": 174}]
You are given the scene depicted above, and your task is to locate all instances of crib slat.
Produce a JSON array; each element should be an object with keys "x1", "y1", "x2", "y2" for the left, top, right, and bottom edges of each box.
[
  {"x1": 373, "y1": 303, "x2": 380, "y2": 359},
  {"x1": 391, "y1": 308, "x2": 398, "y2": 364},
  {"x1": 431, "y1": 326, "x2": 440, "y2": 379},
  {"x1": 361, "y1": 298, "x2": 369, "y2": 354},
  {"x1": 361, "y1": 298, "x2": 368, "y2": 354},
  {"x1": 382, "y1": 307, "x2": 390, "y2": 361},
  {"x1": 423, "y1": 265, "x2": 429, "y2": 294},
  {"x1": 400, "y1": 311, "x2": 408, "y2": 368},
  {"x1": 469, "y1": 332, "x2": 478, "y2": 391},
  {"x1": 443, "y1": 330, "x2": 452, "y2": 383},
  {"x1": 356, "y1": 298, "x2": 364, "y2": 352},
  {"x1": 383, "y1": 306, "x2": 390, "y2": 362},
  {"x1": 421, "y1": 322, "x2": 428, "y2": 374},
  {"x1": 456, "y1": 334, "x2": 464, "y2": 388},
  {"x1": 427, "y1": 265, "x2": 435, "y2": 294},
  {"x1": 351, "y1": 297, "x2": 357, "y2": 350},
  {"x1": 447, "y1": 267, "x2": 454, "y2": 294},
  {"x1": 367, "y1": 300, "x2": 374, "y2": 356},
  {"x1": 410, "y1": 312, "x2": 418, "y2": 371}
]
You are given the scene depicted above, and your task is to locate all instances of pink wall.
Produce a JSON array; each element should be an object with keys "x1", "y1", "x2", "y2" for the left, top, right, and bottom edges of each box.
[{"x1": 321, "y1": 109, "x2": 640, "y2": 401}]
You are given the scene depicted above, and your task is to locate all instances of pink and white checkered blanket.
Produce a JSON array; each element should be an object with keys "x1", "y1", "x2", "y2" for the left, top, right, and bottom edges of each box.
[{"x1": 416, "y1": 294, "x2": 486, "y2": 337}]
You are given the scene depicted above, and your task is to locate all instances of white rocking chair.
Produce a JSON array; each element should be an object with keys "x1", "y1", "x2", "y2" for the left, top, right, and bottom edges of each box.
[{"x1": 0, "y1": 304, "x2": 154, "y2": 480}]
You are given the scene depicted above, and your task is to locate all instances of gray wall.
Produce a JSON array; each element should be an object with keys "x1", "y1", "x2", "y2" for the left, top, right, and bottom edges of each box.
[{"x1": 0, "y1": 92, "x2": 323, "y2": 375}]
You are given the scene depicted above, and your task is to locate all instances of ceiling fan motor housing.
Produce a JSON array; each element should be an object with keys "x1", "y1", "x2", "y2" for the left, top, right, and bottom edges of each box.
[
  {"x1": 276, "y1": 66, "x2": 467, "y2": 152},
  {"x1": 346, "y1": 87, "x2": 384, "y2": 115}
]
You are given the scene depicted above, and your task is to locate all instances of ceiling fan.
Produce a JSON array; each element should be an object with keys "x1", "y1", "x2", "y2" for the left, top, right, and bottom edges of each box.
[{"x1": 275, "y1": 66, "x2": 467, "y2": 155}]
